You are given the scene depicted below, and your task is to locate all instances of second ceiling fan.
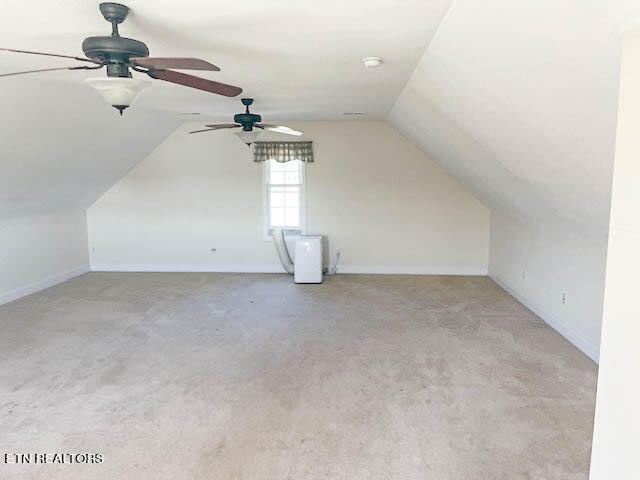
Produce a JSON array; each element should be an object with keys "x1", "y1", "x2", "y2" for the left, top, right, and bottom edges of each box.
[{"x1": 190, "y1": 98, "x2": 303, "y2": 145}]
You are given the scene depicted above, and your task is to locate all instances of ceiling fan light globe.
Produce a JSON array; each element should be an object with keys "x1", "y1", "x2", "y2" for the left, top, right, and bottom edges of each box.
[
  {"x1": 234, "y1": 130, "x2": 260, "y2": 146},
  {"x1": 85, "y1": 77, "x2": 151, "y2": 112}
]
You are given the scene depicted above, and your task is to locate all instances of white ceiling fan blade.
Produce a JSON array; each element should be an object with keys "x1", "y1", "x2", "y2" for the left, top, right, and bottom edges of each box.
[
  {"x1": 257, "y1": 124, "x2": 303, "y2": 136},
  {"x1": 204, "y1": 124, "x2": 241, "y2": 129},
  {"x1": 189, "y1": 124, "x2": 239, "y2": 134}
]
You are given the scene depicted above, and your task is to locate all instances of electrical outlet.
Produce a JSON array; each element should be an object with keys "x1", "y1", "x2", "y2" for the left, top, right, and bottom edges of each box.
[
  {"x1": 522, "y1": 269, "x2": 526, "y2": 279},
  {"x1": 210, "y1": 248, "x2": 217, "y2": 253},
  {"x1": 562, "y1": 292, "x2": 567, "y2": 305}
]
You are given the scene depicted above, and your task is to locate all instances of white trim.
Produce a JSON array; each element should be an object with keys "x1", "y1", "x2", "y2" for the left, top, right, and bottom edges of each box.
[
  {"x1": 0, "y1": 264, "x2": 90, "y2": 306},
  {"x1": 337, "y1": 265, "x2": 488, "y2": 275},
  {"x1": 262, "y1": 161, "x2": 269, "y2": 240},
  {"x1": 490, "y1": 274, "x2": 599, "y2": 363},
  {"x1": 91, "y1": 263, "x2": 487, "y2": 276},
  {"x1": 92, "y1": 264, "x2": 288, "y2": 273},
  {"x1": 263, "y1": 159, "x2": 306, "y2": 240}
]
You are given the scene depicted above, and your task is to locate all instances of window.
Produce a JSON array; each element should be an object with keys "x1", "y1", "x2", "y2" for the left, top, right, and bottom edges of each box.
[{"x1": 264, "y1": 159, "x2": 305, "y2": 237}]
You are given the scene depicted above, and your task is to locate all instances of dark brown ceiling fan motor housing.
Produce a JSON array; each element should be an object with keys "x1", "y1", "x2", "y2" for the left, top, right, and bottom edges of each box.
[
  {"x1": 234, "y1": 98, "x2": 262, "y2": 131},
  {"x1": 82, "y1": 3, "x2": 149, "y2": 78}
]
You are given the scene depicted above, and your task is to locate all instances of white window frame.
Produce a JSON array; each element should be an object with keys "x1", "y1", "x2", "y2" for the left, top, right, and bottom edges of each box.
[{"x1": 263, "y1": 159, "x2": 306, "y2": 240}]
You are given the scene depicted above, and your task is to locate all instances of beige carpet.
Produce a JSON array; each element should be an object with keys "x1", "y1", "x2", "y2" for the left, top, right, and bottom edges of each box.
[{"x1": 0, "y1": 273, "x2": 597, "y2": 479}]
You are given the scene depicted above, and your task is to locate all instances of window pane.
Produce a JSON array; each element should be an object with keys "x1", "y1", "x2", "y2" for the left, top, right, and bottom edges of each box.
[
  {"x1": 283, "y1": 170, "x2": 299, "y2": 184},
  {"x1": 270, "y1": 207, "x2": 285, "y2": 227},
  {"x1": 284, "y1": 208, "x2": 300, "y2": 227},
  {"x1": 270, "y1": 160, "x2": 300, "y2": 185},
  {"x1": 269, "y1": 186, "x2": 298, "y2": 209},
  {"x1": 270, "y1": 186, "x2": 285, "y2": 207},
  {"x1": 284, "y1": 162, "x2": 300, "y2": 183},
  {"x1": 270, "y1": 167, "x2": 285, "y2": 184},
  {"x1": 284, "y1": 190, "x2": 299, "y2": 208}
]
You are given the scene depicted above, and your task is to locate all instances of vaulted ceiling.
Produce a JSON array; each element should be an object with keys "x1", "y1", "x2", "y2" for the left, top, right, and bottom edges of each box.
[
  {"x1": 1, "y1": 0, "x2": 637, "y2": 228},
  {"x1": 389, "y1": 0, "x2": 639, "y2": 235},
  {"x1": 0, "y1": 0, "x2": 453, "y2": 218}
]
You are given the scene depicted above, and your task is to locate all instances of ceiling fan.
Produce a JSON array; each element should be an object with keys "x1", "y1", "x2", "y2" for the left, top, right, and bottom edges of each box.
[
  {"x1": 190, "y1": 98, "x2": 303, "y2": 145},
  {"x1": 0, "y1": 2, "x2": 242, "y2": 114}
]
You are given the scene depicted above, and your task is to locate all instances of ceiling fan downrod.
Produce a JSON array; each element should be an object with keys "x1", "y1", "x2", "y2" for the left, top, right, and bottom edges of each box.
[{"x1": 99, "y1": 2, "x2": 130, "y2": 37}]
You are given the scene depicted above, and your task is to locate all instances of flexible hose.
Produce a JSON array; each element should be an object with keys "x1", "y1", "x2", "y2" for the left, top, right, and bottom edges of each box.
[
  {"x1": 327, "y1": 250, "x2": 341, "y2": 275},
  {"x1": 271, "y1": 228, "x2": 294, "y2": 274}
]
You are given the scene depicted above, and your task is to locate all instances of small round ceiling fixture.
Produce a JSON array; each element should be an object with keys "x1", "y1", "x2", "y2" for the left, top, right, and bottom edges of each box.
[{"x1": 362, "y1": 56, "x2": 383, "y2": 68}]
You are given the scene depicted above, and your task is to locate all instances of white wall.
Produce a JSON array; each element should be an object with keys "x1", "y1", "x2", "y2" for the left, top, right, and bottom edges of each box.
[
  {"x1": 386, "y1": 0, "x2": 627, "y2": 362},
  {"x1": 590, "y1": 25, "x2": 640, "y2": 479},
  {"x1": 88, "y1": 120, "x2": 490, "y2": 274},
  {"x1": 0, "y1": 209, "x2": 89, "y2": 305},
  {"x1": 489, "y1": 212, "x2": 607, "y2": 362}
]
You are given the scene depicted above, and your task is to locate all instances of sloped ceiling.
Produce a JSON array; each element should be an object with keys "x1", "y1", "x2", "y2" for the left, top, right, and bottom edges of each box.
[
  {"x1": 0, "y1": 78, "x2": 179, "y2": 218},
  {"x1": 388, "y1": 0, "x2": 640, "y2": 235},
  {"x1": 4, "y1": 0, "x2": 636, "y2": 226},
  {"x1": 0, "y1": 0, "x2": 454, "y2": 218}
]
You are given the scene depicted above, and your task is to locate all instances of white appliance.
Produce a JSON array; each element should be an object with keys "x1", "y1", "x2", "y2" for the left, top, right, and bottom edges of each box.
[
  {"x1": 293, "y1": 236, "x2": 323, "y2": 284},
  {"x1": 271, "y1": 229, "x2": 324, "y2": 284}
]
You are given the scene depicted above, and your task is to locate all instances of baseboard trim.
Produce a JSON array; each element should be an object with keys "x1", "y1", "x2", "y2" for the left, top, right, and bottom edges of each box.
[
  {"x1": 490, "y1": 273, "x2": 600, "y2": 363},
  {"x1": 91, "y1": 264, "x2": 287, "y2": 273},
  {"x1": 0, "y1": 264, "x2": 90, "y2": 306},
  {"x1": 337, "y1": 265, "x2": 488, "y2": 275},
  {"x1": 91, "y1": 263, "x2": 487, "y2": 276}
]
